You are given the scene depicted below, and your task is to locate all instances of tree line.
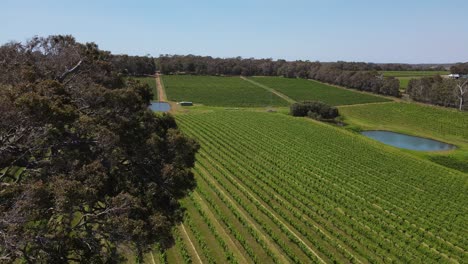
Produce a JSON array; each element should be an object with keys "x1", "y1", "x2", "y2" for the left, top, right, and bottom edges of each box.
[
  {"x1": 0, "y1": 35, "x2": 198, "y2": 263},
  {"x1": 156, "y1": 55, "x2": 401, "y2": 97},
  {"x1": 407, "y1": 76, "x2": 468, "y2": 111},
  {"x1": 111, "y1": 54, "x2": 156, "y2": 76}
]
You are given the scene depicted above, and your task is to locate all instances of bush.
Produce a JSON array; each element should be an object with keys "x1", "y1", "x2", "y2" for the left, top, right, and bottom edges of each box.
[{"x1": 290, "y1": 101, "x2": 339, "y2": 119}]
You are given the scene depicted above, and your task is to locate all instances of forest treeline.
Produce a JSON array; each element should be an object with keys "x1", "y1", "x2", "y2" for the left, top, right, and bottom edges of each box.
[
  {"x1": 408, "y1": 75, "x2": 468, "y2": 111},
  {"x1": 406, "y1": 62, "x2": 468, "y2": 110},
  {"x1": 111, "y1": 54, "x2": 156, "y2": 76}
]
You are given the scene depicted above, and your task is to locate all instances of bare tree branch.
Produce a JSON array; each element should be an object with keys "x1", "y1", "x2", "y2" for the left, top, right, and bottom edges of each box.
[{"x1": 56, "y1": 59, "x2": 82, "y2": 83}]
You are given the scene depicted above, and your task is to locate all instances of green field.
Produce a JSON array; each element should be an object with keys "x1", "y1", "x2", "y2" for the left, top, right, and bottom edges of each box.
[
  {"x1": 146, "y1": 110, "x2": 468, "y2": 263},
  {"x1": 339, "y1": 102, "x2": 468, "y2": 143},
  {"x1": 340, "y1": 102, "x2": 468, "y2": 173},
  {"x1": 396, "y1": 76, "x2": 413, "y2": 89},
  {"x1": 129, "y1": 76, "x2": 158, "y2": 101},
  {"x1": 249, "y1": 77, "x2": 391, "y2": 105},
  {"x1": 162, "y1": 75, "x2": 288, "y2": 107},
  {"x1": 381, "y1": 71, "x2": 449, "y2": 77}
]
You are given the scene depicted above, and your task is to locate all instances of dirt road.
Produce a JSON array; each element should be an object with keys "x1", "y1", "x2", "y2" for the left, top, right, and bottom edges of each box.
[{"x1": 155, "y1": 73, "x2": 167, "y2": 101}]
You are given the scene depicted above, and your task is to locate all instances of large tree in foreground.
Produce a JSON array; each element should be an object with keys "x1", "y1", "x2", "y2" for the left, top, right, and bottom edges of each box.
[{"x1": 0, "y1": 36, "x2": 198, "y2": 263}]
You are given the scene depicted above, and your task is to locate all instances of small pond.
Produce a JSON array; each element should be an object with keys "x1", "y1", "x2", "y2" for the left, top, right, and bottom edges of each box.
[
  {"x1": 149, "y1": 102, "x2": 170, "y2": 112},
  {"x1": 361, "y1": 130, "x2": 456, "y2": 151}
]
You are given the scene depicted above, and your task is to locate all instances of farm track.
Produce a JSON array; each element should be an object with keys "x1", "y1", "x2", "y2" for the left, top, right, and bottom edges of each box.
[
  {"x1": 240, "y1": 76, "x2": 296, "y2": 104},
  {"x1": 155, "y1": 73, "x2": 167, "y2": 101},
  {"x1": 249, "y1": 77, "x2": 389, "y2": 105},
  {"x1": 180, "y1": 224, "x2": 203, "y2": 264},
  {"x1": 173, "y1": 111, "x2": 467, "y2": 263},
  {"x1": 192, "y1": 191, "x2": 250, "y2": 263}
]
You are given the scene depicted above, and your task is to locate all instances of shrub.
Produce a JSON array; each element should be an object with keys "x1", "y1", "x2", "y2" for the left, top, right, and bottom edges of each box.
[{"x1": 290, "y1": 101, "x2": 339, "y2": 119}]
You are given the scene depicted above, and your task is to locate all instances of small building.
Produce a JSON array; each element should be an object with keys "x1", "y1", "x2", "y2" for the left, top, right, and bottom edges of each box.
[
  {"x1": 179, "y1": 101, "x2": 193, "y2": 106},
  {"x1": 448, "y1": 74, "x2": 460, "y2": 79}
]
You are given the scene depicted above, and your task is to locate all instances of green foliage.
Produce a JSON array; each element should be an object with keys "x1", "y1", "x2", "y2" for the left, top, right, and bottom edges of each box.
[
  {"x1": 129, "y1": 76, "x2": 158, "y2": 101},
  {"x1": 249, "y1": 77, "x2": 390, "y2": 106},
  {"x1": 381, "y1": 71, "x2": 449, "y2": 77},
  {"x1": 175, "y1": 111, "x2": 467, "y2": 263},
  {"x1": 0, "y1": 35, "x2": 198, "y2": 263},
  {"x1": 162, "y1": 75, "x2": 288, "y2": 107},
  {"x1": 290, "y1": 101, "x2": 339, "y2": 119}
]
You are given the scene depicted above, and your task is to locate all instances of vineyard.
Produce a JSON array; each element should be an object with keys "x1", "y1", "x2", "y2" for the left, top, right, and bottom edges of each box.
[
  {"x1": 142, "y1": 110, "x2": 468, "y2": 264},
  {"x1": 162, "y1": 75, "x2": 288, "y2": 107},
  {"x1": 339, "y1": 102, "x2": 468, "y2": 144},
  {"x1": 248, "y1": 77, "x2": 390, "y2": 106}
]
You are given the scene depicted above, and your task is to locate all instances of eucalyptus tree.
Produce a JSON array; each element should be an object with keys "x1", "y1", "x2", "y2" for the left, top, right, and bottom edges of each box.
[{"x1": 0, "y1": 35, "x2": 198, "y2": 263}]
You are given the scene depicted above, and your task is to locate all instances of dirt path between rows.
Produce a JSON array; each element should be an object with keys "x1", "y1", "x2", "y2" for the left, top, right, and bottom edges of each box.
[
  {"x1": 193, "y1": 192, "x2": 249, "y2": 264},
  {"x1": 195, "y1": 165, "x2": 290, "y2": 264},
  {"x1": 155, "y1": 73, "x2": 167, "y2": 101},
  {"x1": 199, "y1": 156, "x2": 327, "y2": 264},
  {"x1": 241, "y1": 76, "x2": 296, "y2": 104},
  {"x1": 180, "y1": 224, "x2": 203, "y2": 264}
]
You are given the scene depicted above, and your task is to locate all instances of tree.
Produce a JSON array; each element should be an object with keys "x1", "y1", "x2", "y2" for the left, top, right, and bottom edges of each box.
[
  {"x1": 455, "y1": 78, "x2": 468, "y2": 111},
  {"x1": 0, "y1": 36, "x2": 198, "y2": 263},
  {"x1": 290, "y1": 101, "x2": 339, "y2": 119},
  {"x1": 450, "y1": 63, "x2": 468, "y2": 75}
]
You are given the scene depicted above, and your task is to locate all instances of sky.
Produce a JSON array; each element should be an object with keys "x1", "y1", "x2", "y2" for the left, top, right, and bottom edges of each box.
[{"x1": 1, "y1": 0, "x2": 467, "y2": 63}]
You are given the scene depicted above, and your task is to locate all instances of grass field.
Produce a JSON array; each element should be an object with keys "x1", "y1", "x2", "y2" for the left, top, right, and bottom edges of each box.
[
  {"x1": 249, "y1": 77, "x2": 391, "y2": 106},
  {"x1": 340, "y1": 102, "x2": 468, "y2": 173},
  {"x1": 339, "y1": 102, "x2": 468, "y2": 144},
  {"x1": 162, "y1": 75, "x2": 289, "y2": 107},
  {"x1": 128, "y1": 76, "x2": 158, "y2": 101},
  {"x1": 381, "y1": 71, "x2": 449, "y2": 77},
  {"x1": 149, "y1": 110, "x2": 468, "y2": 263},
  {"x1": 396, "y1": 76, "x2": 413, "y2": 89}
]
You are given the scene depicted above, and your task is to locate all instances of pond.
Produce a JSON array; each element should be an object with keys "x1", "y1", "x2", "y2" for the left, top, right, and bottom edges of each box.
[
  {"x1": 149, "y1": 102, "x2": 170, "y2": 112},
  {"x1": 361, "y1": 130, "x2": 456, "y2": 151}
]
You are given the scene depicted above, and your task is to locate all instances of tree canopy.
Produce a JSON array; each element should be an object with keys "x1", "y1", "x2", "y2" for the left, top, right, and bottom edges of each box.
[{"x1": 0, "y1": 35, "x2": 198, "y2": 263}]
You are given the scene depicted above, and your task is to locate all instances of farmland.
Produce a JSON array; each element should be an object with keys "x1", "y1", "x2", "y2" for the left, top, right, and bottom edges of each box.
[
  {"x1": 339, "y1": 102, "x2": 468, "y2": 174},
  {"x1": 249, "y1": 77, "x2": 390, "y2": 106},
  {"x1": 380, "y1": 71, "x2": 450, "y2": 90},
  {"x1": 162, "y1": 75, "x2": 289, "y2": 107},
  {"x1": 339, "y1": 102, "x2": 468, "y2": 143},
  {"x1": 142, "y1": 110, "x2": 468, "y2": 263}
]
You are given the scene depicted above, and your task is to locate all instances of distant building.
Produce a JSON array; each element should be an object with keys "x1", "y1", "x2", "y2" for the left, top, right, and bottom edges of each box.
[
  {"x1": 179, "y1": 101, "x2": 193, "y2": 106},
  {"x1": 448, "y1": 74, "x2": 460, "y2": 79}
]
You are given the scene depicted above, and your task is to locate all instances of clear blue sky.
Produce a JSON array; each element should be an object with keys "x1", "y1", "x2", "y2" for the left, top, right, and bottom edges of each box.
[{"x1": 2, "y1": 0, "x2": 467, "y2": 63}]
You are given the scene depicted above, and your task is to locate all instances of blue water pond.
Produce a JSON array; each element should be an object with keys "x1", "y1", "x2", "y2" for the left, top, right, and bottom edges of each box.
[
  {"x1": 361, "y1": 130, "x2": 456, "y2": 151},
  {"x1": 149, "y1": 102, "x2": 170, "y2": 112}
]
